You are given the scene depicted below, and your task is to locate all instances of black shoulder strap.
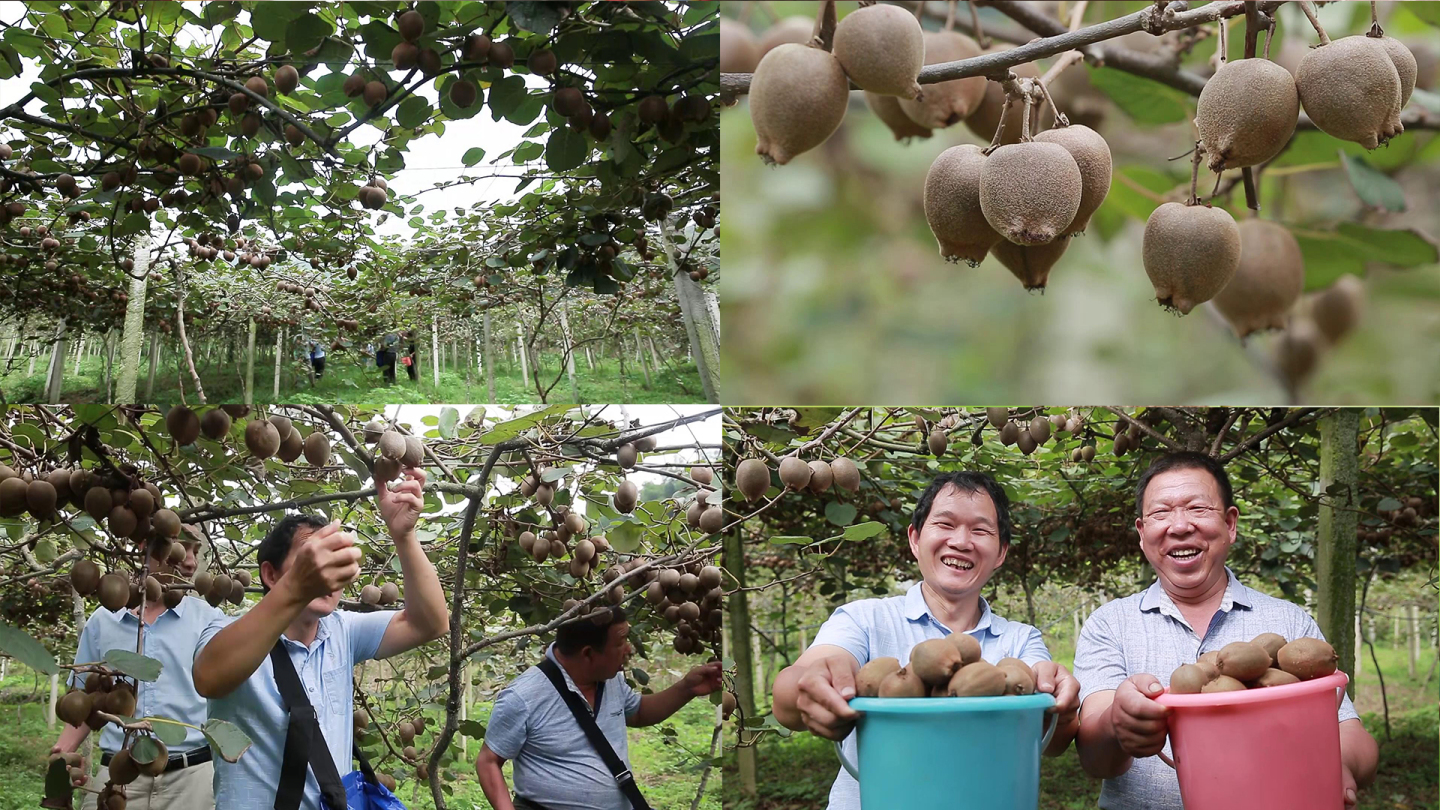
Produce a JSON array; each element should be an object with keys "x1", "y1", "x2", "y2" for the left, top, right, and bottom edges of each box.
[
  {"x1": 269, "y1": 641, "x2": 349, "y2": 810},
  {"x1": 536, "y1": 657, "x2": 650, "y2": 810}
]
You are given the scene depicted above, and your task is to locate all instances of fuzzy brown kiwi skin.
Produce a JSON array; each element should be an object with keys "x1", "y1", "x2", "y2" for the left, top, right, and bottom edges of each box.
[
  {"x1": 924, "y1": 144, "x2": 1000, "y2": 266},
  {"x1": 832, "y1": 3, "x2": 925, "y2": 99},
  {"x1": 1374, "y1": 35, "x2": 1418, "y2": 107},
  {"x1": 989, "y1": 232, "x2": 1071, "y2": 291},
  {"x1": 865, "y1": 92, "x2": 934, "y2": 141},
  {"x1": 1310, "y1": 274, "x2": 1365, "y2": 344},
  {"x1": 1033, "y1": 124, "x2": 1112, "y2": 236},
  {"x1": 749, "y1": 44, "x2": 850, "y2": 166},
  {"x1": 758, "y1": 17, "x2": 816, "y2": 59},
  {"x1": 1141, "y1": 202, "x2": 1241, "y2": 315},
  {"x1": 1195, "y1": 58, "x2": 1299, "y2": 173},
  {"x1": 720, "y1": 18, "x2": 761, "y2": 74},
  {"x1": 898, "y1": 30, "x2": 987, "y2": 129},
  {"x1": 1297, "y1": 36, "x2": 1402, "y2": 149},
  {"x1": 979, "y1": 142, "x2": 1083, "y2": 247},
  {"x1": 1212, "y1": 219, "x2": 1304, "y2": 339},
  {"x1": 855, "y1": 657, "x2": 902, "y2": 697},
  {"x1": 1168, "y1": 663, "x2": 1212, "y2": 694}
]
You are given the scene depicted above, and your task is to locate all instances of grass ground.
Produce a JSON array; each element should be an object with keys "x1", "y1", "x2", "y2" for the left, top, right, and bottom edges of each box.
[
  {"x1": 723, "y1": 642, "x2": 1439, "y2": 810},
  {"x1": 0, "y1": 351, "x2": 704, "y2": 404},
  {"x1": 0, "y1": 664, "x2": 721, "y2": 810}
]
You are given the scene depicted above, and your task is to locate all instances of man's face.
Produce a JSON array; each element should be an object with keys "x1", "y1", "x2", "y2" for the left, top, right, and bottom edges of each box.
[
  {"x1": 589, "y1": 621, "x2": 633, "y2": 680},
  {"x1": 908, "y1": 484, "x2": 1007, "y2": 599},
  {"x1": 1135, "y1": 468, "x2": 1238, "y2": 599},
  {"x1": 148, "y1": 540, "x2": 200, "y2": 582},
  {"x1": 266, "y1": 525, "x2": 343, "y2": 618}
]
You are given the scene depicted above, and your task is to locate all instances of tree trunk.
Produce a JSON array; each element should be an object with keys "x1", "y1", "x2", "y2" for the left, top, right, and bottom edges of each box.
[
  {"x1": 633, "y1": 326, "x2": 651, "y2": 389},
  {"x1": 724, "y1": 527, "x2": 758, "y2": 796},
  {"x1": 72, "y1": 334, "x2": 85, "y2": 377},
  {"x1": 274, "y1": 326, "x2": 283, "y2": 399},
  {"x1": 1317, "y1": 410, "x2": 1360, "y2": 699},
  {"x1": 483, "y1": 311, "x2": 496, "y2": 401},
  {"x1": 431, "y1": 315, "x2": 440, "y2": 389},
  {"x1": 173, "y1": 265, "x2": 206, "y2": 403},
  {"x1": 114, "y1": 235, "x2": 152, "y2": 402},
  {"x1": 245, "y1": 317, "x2": 257, "y2": 405},
  {"x1": 559, "y1": 300, "x2": 578, "y2": 403},
  {"x1": 516, "y1": 324, "x2": 528, "y2": 385},
  {"x1": 103, "y1": 330, "x2": 115, "y2": 400},
  {"x1": 145, "y1": 331, "x2": 160, "y2": 401},
  {"x1": 44, "y1": 319, "x2": 68, "y2": 404},
  {"x1": 657, "y1": 221, "x2": 719, "y2": 402}
]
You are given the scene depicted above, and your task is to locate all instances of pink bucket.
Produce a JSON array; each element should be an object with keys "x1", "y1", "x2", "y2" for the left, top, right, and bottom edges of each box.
[{"x1": 1154, "y1": 671, "x2": 1349, "y2": 810}]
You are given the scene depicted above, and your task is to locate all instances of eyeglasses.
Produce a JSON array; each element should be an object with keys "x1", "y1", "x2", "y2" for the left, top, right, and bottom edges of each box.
[{"x1": 1142, "y1": 505, "x2": 1222, "y2": 525}]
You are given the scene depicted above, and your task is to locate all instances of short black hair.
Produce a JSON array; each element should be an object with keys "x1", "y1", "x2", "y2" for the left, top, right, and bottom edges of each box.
[
  {"x1": 1134, "y1": 452, "x2": 1234, "y2": 519},
  {"x1": 257, "y1": 513, "x2": 330, "y2": 593},
  {"x1": 910, "y1": 471, "x2": 1012, "y2": 548},
  {"x1": 555, "y1": 606, "x2": 628, "y2": 656}
]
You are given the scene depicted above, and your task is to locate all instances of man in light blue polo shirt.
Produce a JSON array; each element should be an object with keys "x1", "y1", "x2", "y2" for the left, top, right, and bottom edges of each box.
[
  {"x1": 475, "y1": 606, "x2": 723, "y2": 810},
  {"x1": 1073, "y1": 451, "x2": 1380, "y2": 810},
  {"x1": 192, "y1": 467, "x2": 450, "y2": 810},
  {"x1": 51, "y1": 524, "x2": 221, "y2": 810},
  {"x1": 771, "y1": 471, "x2": 1082, "y2": 810}
]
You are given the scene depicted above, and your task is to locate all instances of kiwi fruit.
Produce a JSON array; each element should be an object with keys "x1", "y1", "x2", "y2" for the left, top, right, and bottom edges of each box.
[
  {"x1": 167, "y1": 540, "x2": 187, "y2": 566},
  {"x1": 108, "y1": 747, "x2": 139, "y2": 785},
  {"x1": 136, "y1": 739, "x2": 169, "y2": 776},
  {"x1": 947, "y1": 660, "x2": 1007, "y2": 697},
  {"x1": 402, "y1": 436, "x2": 424, "y2": 468},
  {"x1": 374, "y1": 456, "x2": 402, "y2": 483},
  {"x1": 979, "y1": 141, "x2": 1083, "y2": 247},
  {"x1": 1310, "y1": 274, "x2": 1365, "y2": 344},
  {"x1": 829, "y1": 457, "x2": 861, "y2": 493},
  {"x1": 200, "y1": 408, "x2": 232, "y2": 440},
  {"x1": 1200, "y1": 674, "x2": 1247, "y2": 693},
  {"x1": 106, "y1": 682, "x2": 137, "y2": 716},
  {"x1": 1032, "y1": 124, "x2": 1112, "y2": 236},
  {"x1": 1251, "y1": 668, "x2": 1301, "y2": 688},
  {"x1": 361, "y1": 584, "x2": 381, "y2": 605},
  {"x1": 698, "y1": 566, "x2": 723, "y2": 590},
  {"x1": 488, "y1": 39, "x2": 515, "y2": 69},
  {"x1": 163, "y1": 586, "x2": 184, "y2": 609},
  {"x1": 720, "y1": 17, "x2": 761, "y2": 74},
  {"x1": 1212, "y1": 218, "x2": 1304, "y2": 338},
  {"x1": 303, "y1": 432, "x2": 331, "y2": 466},
  {"x1": 927, "y1": 429, "x2": 947, "y2": 456},
  {"x1": 778, "y1": 456, "x2": 812, "y2": 490},
  {"x1": 244, "y1": 418, "x2": 281, "y2": 459},
  {"x1": 71, "y1": 560, "x2": 101, "y2": 596},
  {"x1": 1216, "y1": 641, "x2": 1272, "y2": 682},
  {"x1": 699, "y1": 506, "x2": 723, "y2": 534},
  {"x1": 57, "y1": 690, "x2": 93, "y2": 726},
  {"x1": 1375, "y1": 35, "x2": 1417, "y2": 108},
  {"x1": 1276, "y1": 637, "x2": 1338, "y2": 680},
  {"x1": 208, "y1": 575, "x2": 231, "y2": 607},
  {"x1": 377, "y1": 430, "x2": 406, "y2": 460},
  {"x1": 166, "y1": 406, "x2": 201, "y2": 446},
  {"x1": 377, "y1": 773, "x2": 397, "y2": 792},
  {"x1": 108, "y1": 505, "x2": 137, "y2": 538},
  {"x1": 1195, "y1": 58, "x2": 1298, "y2": 172},
  {"x1": 995, "y1": 658, "x2": 1036, "y2": 695},
  {"x1": 449, "y1": 79, "x2": 479, "y2": 108},
  {"x1": 275, "y1": 64, "x2": 299, "y2": 95},
  {"x1": 878, "y1": 666, "x2": 928, "y2": 697},
  {"x1": 26, "y1": 479, "x2": 56, "y2": 520},
  {"x1": 1168, "y1": 663, "x2": 1212, "y2": 694},
  {"x1": 46, "y1": 470, "x2": 71, "y2": 503},
  {"x1": 397, "y1": 9, "x2": 424, "y2": 42},
  {"x1": 143, "y1": 575, "x2": 162, "y2": 603},
  {"x1": 804, "y1": 461, "x2": 833, "y2": 495},
  {"x1": 1274, "y1": 317, "x2": 1324, "y2": 389},
  {"x1": 1296, "y1": 36, "x2": 1402, "y2": 149},
  {"x1": 617, "y1": 443, "x2": 638, "y2": 469},
  {"x1": 965, "y1": 55, "x2": 1051, "y2": 145},
  {"x1": 736, "y1": 458, "x2": 771, "y2": 502},
  {"x1": 277, "y1": 429, "x2": 304, "y2": 463},
  {"x1": 909, "y1": 638, "x2": 965, "y2": 686},
  {"x1": 1251, "y1": 632, "x2": 1288, "y2": 667},
  {"x1": 0, "y1": 476, "x2": 25, "y2": 517},
  {"x1": 832, "y1": 3, "x2": 925, "y2": 98},
  {"x1": 749, "y1": 43, "x2": 850, "y2": 166},
  {"x1": 865, "y1": 92, "x2": 934, "y2": 141},
  {"x1": 946, "y1": 632, "x2": 982, "y2": 666},
  {"x1": 898, "y1": 31, "x2": 987, "y2": 129},
  {"x1": 564, "y1": 511, "x2": 587, "y2": 535},
  {"x1": 999, "y1": 421, "x2": 1021, "y2": 446},
  {"x1": 1142, "y1": 202, "x2": 1241, "y2": 314},
  {"x1": 392, "y1": 41, "x2": 420, "y2": 71},
  {"x1": 615, "y1": 480, "x2": 638, "y2": 513},
  {"x1": 760, "y1": 16, "x2": 816, "y2": 57},
  {"x1": 856, "y1": 657, "x2": 902, "y2": 697},
  {"x1": 923, "y1": 144, "x2": 1001, "y2": 266},
  {"x1": 380, "y1": 582, "x2": 399, "y2": 604},
  {"x1": 194, "y1": 571, "x2": 213, "y2": 597},
  {"x1": 528, "y1": 49, "x2": 557, "y2": 76},
  {"x1": 152, "y1": 508, "x2": 181, "y2": 538},
  {"x1": 363, "y1": 80, "x2": 388, "y2": 107}
]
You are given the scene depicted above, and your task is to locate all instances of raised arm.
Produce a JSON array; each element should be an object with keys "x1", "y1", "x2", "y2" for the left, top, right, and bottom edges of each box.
[
  {"x1": 627, "y1": 661, "x2": 722, "y2": 727},
  {"x1": 475, "y1": 743, "x2": 515, "y2": 810},
  {"x1": 373, "y1": 467, "x2": 450, "y2": 659},
  {"x1": 772, "y1": 644, "x2": 860, "y2": 739}
]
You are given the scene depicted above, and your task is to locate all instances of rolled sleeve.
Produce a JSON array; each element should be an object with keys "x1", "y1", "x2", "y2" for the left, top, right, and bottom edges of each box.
[
  {"x1": 484, "y1": 687, "x2": 529, "y2": 761},
  {"x1": 1074, "y1": 609, "x2": 1128, "y2": 706},
  {"x1": 345, "y1": 609, "x2": 398, "y2": 664},
  {"x1": 193, "y1": 614, "x2": 235, "y2": 663},
  {"x1": 811, "y1": 604, "x2": 871, "y2": 667}
]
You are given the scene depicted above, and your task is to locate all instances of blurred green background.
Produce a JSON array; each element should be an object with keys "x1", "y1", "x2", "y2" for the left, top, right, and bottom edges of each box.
[{"x1": 720, "y1": 1, "x2": 1440, "y2": 404}]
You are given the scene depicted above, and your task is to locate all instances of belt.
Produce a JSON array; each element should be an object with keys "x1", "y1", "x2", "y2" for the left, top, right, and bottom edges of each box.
[{"x1": 102, "y1": 745, "x2": 212, "y2": 772}]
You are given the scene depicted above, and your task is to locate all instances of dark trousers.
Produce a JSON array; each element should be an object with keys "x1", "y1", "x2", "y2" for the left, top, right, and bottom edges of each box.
[
  {"x1": 404, "y1": 356, "x2": 417, "y2": 381},
  {"x1": 311, "y1": 356, "x2": 325, "y2": 378},
  {"x1": 377, "y1": 350, "x2": 396, "y2": 383}
]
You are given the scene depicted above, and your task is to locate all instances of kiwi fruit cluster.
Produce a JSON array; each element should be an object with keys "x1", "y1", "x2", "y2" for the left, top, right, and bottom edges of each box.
[
  {"x1": 1168, "y1": 635, "x2": 1337, "y2": 694},
  {"x1": 58, "y1": 673, "x2": 137, "y2": 732},
  {"x1": 855, "y1": 635, "x2": 1037, "y2": 698},
  {"x1": 1297, "y1": 34, "x2": 1412, "y2": 150},
  {"x1": 638, "y1": 561, "x2": 725, "y2": 654},
  {"x1": 367, "y1": 427, "x2": 425, "y2": 481},
  {"x1": 734, "y1": 455, "x2": 863, "y2": 503},
  {"x1": 898, "y1": 30, "x2": 987, "y2": 130},
  {"x1": 359, "y1": 580, "x2": 401, "y2": 606}
]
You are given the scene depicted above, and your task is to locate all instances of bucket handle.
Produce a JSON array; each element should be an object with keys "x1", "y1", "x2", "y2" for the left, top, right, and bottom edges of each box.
[{"x1": 834, "y1": 705, "x2": 1060, "y2": 783}]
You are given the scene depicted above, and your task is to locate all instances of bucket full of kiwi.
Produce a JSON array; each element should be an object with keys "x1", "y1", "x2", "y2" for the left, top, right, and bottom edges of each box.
[
  {"x1": 837, "y1": 634, "x2": 1057, "y2": 810},
  {"x1": 1155, "y1": 634, "x2": 1349, "y2": 810}
]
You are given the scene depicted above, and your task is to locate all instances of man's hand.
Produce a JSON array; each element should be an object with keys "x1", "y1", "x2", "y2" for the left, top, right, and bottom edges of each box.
[
  {"x1": 682, "y1": 662, "x2": 724, "y2": 697},
  {"x1": 1342, "y1": 764, "x2": 1358, "y2": 808},
  {"x1": 1032, "y1": 661, "x2": 1080, "y2": 719},
  {"x1": 277, "y1": 522, "x2": 361, "y2": 603},
  {"x1": 378, "y1": 467, "x2": 426, "y2": 539},
  {"x1": 794, "y1": 657, "x2": 861, "y2": 741},
  {"x1": 1108, "y1": 675, "x2": 1171, "y2": 758}
]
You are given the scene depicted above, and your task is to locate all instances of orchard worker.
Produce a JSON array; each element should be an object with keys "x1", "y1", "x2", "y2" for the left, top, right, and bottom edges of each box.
[
  {"x1": 192, "y1": 467, "x2": 449, "y2": 810},
  {"x1": 1072, "y1": 451, "x2": 1379, "y2": 810},
  {"x1": 771, "y1": 471, "x2": 1082, "y2": 810},
  {"x1": 474, "y1": 605, "x2": 724, "y2": 810},
  {"x1": 53, "y1": 524, "x2": 221, "y2": 810}
]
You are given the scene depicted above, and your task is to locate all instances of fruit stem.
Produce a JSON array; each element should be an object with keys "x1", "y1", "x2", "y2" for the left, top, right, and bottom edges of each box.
[
  {"x1": 1216, "y1": 14, "x2": 1228, "y2": 66},
  {"x1": 811, "y1": 0, "x2": 837, "y2": 51},
  {"x1": 988, "y1": 88, "x2": 1014, "y2": 151},
  {"x1": 1021, "y1": 89, "x2": 1034, "y2": 141},
  {"x1": 1298, "y1": 1, "x2": 1330, "y2": 46},
  {"x1": 944, "y1": 0, "x2": 957, "y2": 32},
  {"x1": 1189, "y1": 142, "x2": 1202, "y2": 205},
  {"x1": 968, "y1": 1, "x2": 990, "y2": 49},
  {"x1": 1033, "y1": 75, "x2": 1069, "y2": 129}
]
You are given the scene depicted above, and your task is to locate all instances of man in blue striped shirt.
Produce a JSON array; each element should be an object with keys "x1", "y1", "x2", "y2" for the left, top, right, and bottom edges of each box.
[{"x1": 771, "y1": 471, "x2": 1082, "y2": 810}]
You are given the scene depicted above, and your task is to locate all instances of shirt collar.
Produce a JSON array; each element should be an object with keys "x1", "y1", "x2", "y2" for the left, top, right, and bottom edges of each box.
[
  {"x1": 280, "y1": 612, "x2": 334, "y2": 650},
  {"x1": 1140, "y1": 566, "x2": 1252, "y2": 615},
  {"x1": 109, "y1": 595, "x2": 190, "y2": 625},
  {"x1": 902, "y1": 582, "x2": 1000, "y2": 636}
]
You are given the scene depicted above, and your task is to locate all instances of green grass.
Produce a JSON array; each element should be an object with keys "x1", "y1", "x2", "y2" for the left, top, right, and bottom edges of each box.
[{"x1": 0, "y1": 351, "x2": 705, "y2": 404}]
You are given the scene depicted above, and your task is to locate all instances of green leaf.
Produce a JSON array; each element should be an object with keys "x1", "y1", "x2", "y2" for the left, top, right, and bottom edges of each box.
[
  {"x1": 145, "y1": 717, "x2": 191, "y2": 746},
  {"x1": 131, "y1": 735, "x2": 164, "y2": 766},
  {"x1": 1088, "y1": 66, "x2": 1192, "y2": 125},
  {"x1": 457, "y1": 719, "x2": 487, "y2": 739},
  {"x1": 1339, "y1": 152, "x2": 1405, "y2": 212},
  {"x1": 486, "y1": 75, "x2": 528, "y2": 120},
  {"x1": 202, "y1": 718, "x2": 253, "y2": 763},
  {"x1": 545, "y1": 126, "x2": 588, "y2": 172},
  {"x1": 1293, "y1": 224, "x2": 1439, "y2": 290},
  {"x1": 842, "y1": 521, "x2": 886, "y2": 541},
  {"x1": 438, "y1": 406, "x2": 460, "y2": 439},
  {"x1": 1377, "y1": 497, "x2": 1403, "y2": 511},
  {"x1": 0, "y1": 621, "x2": 58, "y2": 675},
  {"x1": 506, "y1": 1, "x2": 569, "y2": 32},
  {"x1": 768, "y1": 535, "x2": 812, "y2": 546},
  {"x1": 396, "y1": 95, "x2": 432, "y2": 129},
  {"x1": 824, "y1": 501, "x2": 857, "y2": 526},
  {"x1": 790, "y1": 408, "x2": 846, "y2": 430},
  {"x1": 631, "y1": 667, "x2": 650, "y2": 686},
  {"x1": 43, "y1": 757, "x2": 71, "y2": 804},
  {"x1": 286, "y1": 13, "x2": 334, "y2": 55},
  {"x1": 480, "y1": 404, "x2": 571, "y2": 444},
  {"x1": 102, "y1": 648, "x2": 162, "y2": 682},
  {"x1": 608, "y1": 520, "x2": 644, "y2": 553},
  {"x1": 461, "y1": 146, "x2": 486, "y2": 166}
]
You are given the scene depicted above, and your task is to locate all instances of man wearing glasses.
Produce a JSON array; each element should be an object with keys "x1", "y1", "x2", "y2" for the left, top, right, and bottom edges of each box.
[{"x1": 1072, "y1": 451, "x2": 1378, "y2": 810}]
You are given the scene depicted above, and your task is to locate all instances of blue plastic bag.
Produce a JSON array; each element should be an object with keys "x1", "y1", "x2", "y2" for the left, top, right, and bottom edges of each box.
[{"x1": 343, "y1": 770, "x2": 408, "y2": 810}]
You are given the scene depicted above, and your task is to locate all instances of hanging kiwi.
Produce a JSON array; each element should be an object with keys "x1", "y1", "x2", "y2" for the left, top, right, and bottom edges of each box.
[
  {"x1": 1296, "y1": 36, "x2": 1403, "y2": 149},
  {"x1": 829, "y1": 457, "x2": 861, "y2": 493},
  {"x1": 720, "y1": 17, "x2": 761, "y2": 73},
  {"x1": 0, "y1": 476, "x2": 26, "y2": 517},
  {"x1": 200, "y1": 408, "x2": 232, "y2": 440},
  {"x1": 245, "y1": 418, "x2": 281, "y2": 459},
  {"x1": 979, "y1": 141, "x2": 1083, "y2": 247},
  {"x1": 1310, "y1": 275, "x2": 1366, "y2": 344},
  {"x1": 26, "y1": 479, "x2": 56, "y2": 520},
  {"x1": 777, "y1": 456, "x2": 811, "y2": 490},
  {"x1": 165, "y1": 406, "x2": 201, "y2": 446},
  {"x1": 736, "y1": 458, "x2": 770, "y2": 502},
  {"x1": 898, "y1": 30, "x2": 987, "y2": 129},
  {"x1": 831, "y1": 3, "x2": 925, "y2": 98},
  {"x1": 749, "y1": 44, "x2": 850, "y2": 165},
  {"x1": 1195, "y1": 57, "x2": 1299, "y2": 172},
  {"x1": 1141, "y1": 202, "x2": 1241, "y2": 315},
  {"x1": 70, "y1": 559, "x2": 101, "y2": 596},
  {"x1": 1211, "y1": 218, "x2": 1304, "y2": 338},
  {"x1": 1032, "y1": 124, "x2": 1112, "y2": 236},
  {"x1": 865, "y1": 92, "x2": 933, "y2": 141},
  {"x1": 924, "y1": 144, "x2": 1001, "y2": 266},
  {"x1": 303, "y1": 432, "x2": 331, "y2": 466}
]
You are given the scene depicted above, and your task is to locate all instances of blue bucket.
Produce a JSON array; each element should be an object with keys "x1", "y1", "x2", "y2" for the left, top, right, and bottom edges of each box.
[{"x1": 837, "y1": 694, "x2": 1057, "y2": 810}]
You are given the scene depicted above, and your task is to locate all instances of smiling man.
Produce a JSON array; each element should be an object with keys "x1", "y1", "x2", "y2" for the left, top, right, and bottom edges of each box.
[
  {"x1": 771, "y1": 470, "x2": 1082, "y2": 810},
  {"x1": 1073, "y1": 451, "x2": 1379, "y2": 810}
]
